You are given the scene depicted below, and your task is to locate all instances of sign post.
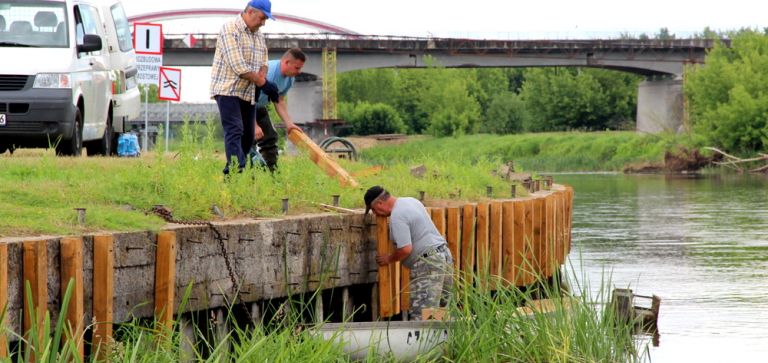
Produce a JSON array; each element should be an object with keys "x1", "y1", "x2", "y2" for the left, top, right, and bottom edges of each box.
[
  {"x1": 158, "y1": 67, "x2": 182, "y2": 153},
  {"x1": 133, "y1": 22, "x2": 163, "y2": 153}
]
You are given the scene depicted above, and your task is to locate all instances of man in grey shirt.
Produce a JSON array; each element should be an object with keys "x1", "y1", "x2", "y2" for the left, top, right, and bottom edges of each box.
[{"x1": 364, "y1": 185, "x2": 453, "y2": 320}]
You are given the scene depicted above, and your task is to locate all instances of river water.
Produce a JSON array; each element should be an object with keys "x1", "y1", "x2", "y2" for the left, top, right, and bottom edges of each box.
[{"x1": 555, "y1": 173, "x2": 768, "y2": 363}]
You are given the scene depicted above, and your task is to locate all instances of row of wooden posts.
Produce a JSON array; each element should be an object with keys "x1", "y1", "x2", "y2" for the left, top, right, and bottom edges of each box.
[
  {"x1": 0, "y1": 231, "x2": 177, "y2": 360},
  {"x1": 375, "y1": 185, "x2": 574, "y2": 318}
]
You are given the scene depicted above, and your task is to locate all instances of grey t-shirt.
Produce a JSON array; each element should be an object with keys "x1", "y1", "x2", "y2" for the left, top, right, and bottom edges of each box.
[{"x1": 389, "y1": 197, "x2": 446, "y2": 269}]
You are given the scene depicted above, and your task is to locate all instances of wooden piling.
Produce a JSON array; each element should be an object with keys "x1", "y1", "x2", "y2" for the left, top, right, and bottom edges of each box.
[
  {"x1": 0, "y1": 244, "x2": 7, "y2": 359},
  {"x1": 60, "y1": 237, "x2": 84, "y2": 359},
  {"x1": 512, "y1": 201, "x2": 527, "y2": 286},
  {"x1": 489, "y1": 201, "x2": 503, "y2": 287},
  {"x1": 93, "y1": 234, "x2": 114, "y2": 360},
  {"x1": 22, "y1": 240, "x2": 47, "y2": 346},
  {"x1": 501, "y1": 201, "x2": 515, "y2": 287},
  {"x1": 430, "y1": 208, "x2": 446, "y2": 237},
  {"x1": 376, "y1": 216, "x2": 394, "y2": 318},
  {"x1": 461, "y1": 204, "x2": 476, "y2": 285},
  {"x1": 521, "y1": 199, "x2": 537, "y2": 286},
  {"x1": 532, "y1": 197, "x2": 545, "y2": 278},
  {"x1": 543, "y1": 195, "x2": 554, "y2": 277},
  {"x1": 154, "y1": 231, "x2": 177, "y2": 334},
  {"x1": 446, "y1": 207, "x2": 461, "y2": 275},
  {"x1": 475, "y1": 203, "x2": 490, "y2": 288},
  {"x1": 400, "y1": 266, "x2": 410, "y2": 316}
]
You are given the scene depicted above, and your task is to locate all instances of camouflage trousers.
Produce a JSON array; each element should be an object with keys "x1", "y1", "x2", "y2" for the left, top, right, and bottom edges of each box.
[{"x1": 409, "y1": 244, "x2": 454, "y2": 320}]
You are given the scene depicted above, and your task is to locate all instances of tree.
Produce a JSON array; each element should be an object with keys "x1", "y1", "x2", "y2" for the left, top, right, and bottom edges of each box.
[
  {"x1": 343, "y1": 102, "x2": 407, "y2": 136},
  {"x1": 685, "y1": 30, "x2": 768, "y2": 153},
  {"x1": 483, "y1": 91, "x2": 528, "y2": 134}
]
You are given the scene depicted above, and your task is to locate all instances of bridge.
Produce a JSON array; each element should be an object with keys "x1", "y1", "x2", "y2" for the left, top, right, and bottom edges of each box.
[{"x1": 129, "y1": 9, "x2": 726, "y2": 133}]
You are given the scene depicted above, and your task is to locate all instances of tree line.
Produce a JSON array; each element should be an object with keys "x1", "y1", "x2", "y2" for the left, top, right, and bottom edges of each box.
[{"x1": 339, "y1": 28, "x2": 768, "y2": 154}]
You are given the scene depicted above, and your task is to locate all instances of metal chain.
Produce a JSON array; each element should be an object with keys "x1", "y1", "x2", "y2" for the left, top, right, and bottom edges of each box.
[{"x1": 150, "y1": 205, "x2": 244, "y2": 306}]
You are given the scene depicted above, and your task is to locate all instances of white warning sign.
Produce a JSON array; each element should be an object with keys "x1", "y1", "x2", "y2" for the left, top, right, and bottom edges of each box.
[{"x1": 158, "y1": 67, "x2": 182, "y2": 101}]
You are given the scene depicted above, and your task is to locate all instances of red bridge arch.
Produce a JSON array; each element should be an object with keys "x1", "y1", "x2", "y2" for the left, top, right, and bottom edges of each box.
[{"x1": 127, "y1": 8, "x2": 359, "y2": 35}]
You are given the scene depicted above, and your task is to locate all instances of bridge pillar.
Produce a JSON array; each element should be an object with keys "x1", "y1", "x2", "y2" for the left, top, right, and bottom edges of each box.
[
  {"x1": 636, "y1": 78, "x2": 685, "y2": 133},
  {"x1": 287, "y1": 79, "x2": 323, "y2": 126}
]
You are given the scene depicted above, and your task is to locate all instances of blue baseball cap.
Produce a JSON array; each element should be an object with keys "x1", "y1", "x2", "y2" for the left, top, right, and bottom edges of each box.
[{"x1": 248, "y1": 0, "x2": 275, "y2": 20}]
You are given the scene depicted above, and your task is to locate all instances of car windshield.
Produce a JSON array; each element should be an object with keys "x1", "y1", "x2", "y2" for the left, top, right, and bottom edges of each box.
[{"x1": 0, "y1": 1, "x2": 68, "y2": 48}]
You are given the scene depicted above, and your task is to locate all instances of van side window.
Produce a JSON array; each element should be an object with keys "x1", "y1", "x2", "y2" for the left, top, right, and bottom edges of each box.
[
  {"x1": 74, "y1": 4, "x2": 102, "y2": 56},
  {"x1": 110, "y1": 3, "x2": 133, "y2": 52}
]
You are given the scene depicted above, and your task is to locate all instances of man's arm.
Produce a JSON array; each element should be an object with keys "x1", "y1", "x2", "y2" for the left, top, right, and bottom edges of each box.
[
  {"x1": 240, "y1": 65, "x2": 267, "y2": 86},
  {"x1": 376, "y1": 244, "x2": 412, "y2": 266}
]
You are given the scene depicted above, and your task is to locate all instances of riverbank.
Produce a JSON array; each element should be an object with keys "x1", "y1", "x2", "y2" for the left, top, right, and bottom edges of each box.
[{"x1": 359, "y1": 131, "x2": 705, "y2": 172}]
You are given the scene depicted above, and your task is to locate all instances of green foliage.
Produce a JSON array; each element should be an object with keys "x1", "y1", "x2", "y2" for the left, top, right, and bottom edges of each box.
[
  {"x1": 484, "y1": 91, "x2": 528, "y2": 134},
  {"x1": 139, "y1": 84, "x2": 161, "y2": 103},
  {"x1": 521, "y1": 68, "x2": 640, "y2": 132},
  {"x1": 341, "y1": 102, "x2": 407, "y2": 135},
  {"x1": 686, "y1": 30, "x2": 768, "y2": 153},
  {"x1": 362, "y1": 132, "x2": 675, "y2": 172}
]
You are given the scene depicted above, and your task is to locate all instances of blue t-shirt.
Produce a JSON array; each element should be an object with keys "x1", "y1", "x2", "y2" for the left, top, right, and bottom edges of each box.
[{"x1": 255, "y1": 59, "x2": 294, "y2": 108}]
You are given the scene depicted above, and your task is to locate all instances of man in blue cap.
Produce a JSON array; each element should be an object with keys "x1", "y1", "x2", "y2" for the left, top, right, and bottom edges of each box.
[{"x1": 210, "y1": 0, "x2": 280, "y2": 176}]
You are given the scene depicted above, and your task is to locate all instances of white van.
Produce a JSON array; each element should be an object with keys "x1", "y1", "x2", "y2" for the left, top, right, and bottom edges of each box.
[{"x1": 0, "y1": 0, "x2": 140, "y2": 156}]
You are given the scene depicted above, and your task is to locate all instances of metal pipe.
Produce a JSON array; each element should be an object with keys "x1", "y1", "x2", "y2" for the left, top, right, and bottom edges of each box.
[
  {"x1": 486, "y1": 185, "x2": 493, "y2": 197},
  {"x1": 418, "y1": 190, "x2": 425, "y2": 202},
  {"x1": 282, "y1": 198, "x2": 289, "y2": 214},
  {"x1": 332, "y1": 194, "x2": 340, "y2": 207},
  {"x1": 511, "y1": 184, "x2": 517, "y2": 198}
]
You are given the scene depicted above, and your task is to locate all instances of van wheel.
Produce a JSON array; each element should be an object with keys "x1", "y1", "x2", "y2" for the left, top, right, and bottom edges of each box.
[
  {"x1": 56, "y1": 109, "x2": 83, "y2": 156},
  {"x1": 87, "y1": 114, "x2": 113, "y2": 156}
]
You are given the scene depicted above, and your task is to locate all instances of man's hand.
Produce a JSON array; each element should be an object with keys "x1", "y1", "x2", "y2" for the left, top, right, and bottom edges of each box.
[
  {"x1": 255, "y1": 125, "x2": 264, "y2": 140},
  {"x1": 261, "y1": 81, "x2": 280, "y2": 103},
  {"x1": 284, "y1": 120, "x2": 301, "y2": 135},
  {"x1": 375, "y1": 254, "x2": 391, "y2": 266}
]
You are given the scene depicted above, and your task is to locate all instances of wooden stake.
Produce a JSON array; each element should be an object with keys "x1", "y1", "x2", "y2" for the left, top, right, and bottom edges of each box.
[
  {"x1": 446, "y1": 207, "x2": 461, "y2": 275},
  {"x1": 93, "y1": 234, "x2": 114, "y2": 360},
  {"x1": 489, "y1": 201, "x2": 503, "y2": 287},
  {"x1": 376, "y1": 216, "x2": 393, "y2": 318},
  {"x1": 400, "y1": 265, "x2": 410, "y2": 316},
  {"x1": 22, "y1": 240, "x2": 47, "y2": 348},
  {"x1": 512, "y1": 201, "x2": 527, "y2": 287},
  {"x1": 501, "y1": 202, "x2": 515, "y2": 287},
  {"x1": 60, "y1": 237, "x2": 84, "y2": 360},
  {"x1": 430, "y1": 208, "x2": 446, "y2": 237},
  {"x1": 475, "y1": 203, "x2": 490, "y2": 288},
  {"x1": 155, "y1": 231, "x2": 177, "y2": 334},
  {"x1": 461, "y1": 204, "x2": 476, "y2": 285},
  {"x1": 522, "y1": 199, "x2": 536, "y2": 286}
]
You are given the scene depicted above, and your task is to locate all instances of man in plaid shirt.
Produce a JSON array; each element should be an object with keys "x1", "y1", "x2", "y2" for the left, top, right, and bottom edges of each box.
[{"x1": 210, "y1": 0, "x2": 280, "y2": 175}]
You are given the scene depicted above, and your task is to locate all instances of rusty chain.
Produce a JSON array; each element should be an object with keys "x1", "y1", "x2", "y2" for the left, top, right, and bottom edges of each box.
[{"x1": 150, "y1": 205, "x2": 245, "y2": 309}]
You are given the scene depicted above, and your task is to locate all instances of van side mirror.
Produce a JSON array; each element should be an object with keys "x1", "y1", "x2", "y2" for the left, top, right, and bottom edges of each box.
[{"x1": 77, "y1": 34, "x2": 102, "y2": 53}]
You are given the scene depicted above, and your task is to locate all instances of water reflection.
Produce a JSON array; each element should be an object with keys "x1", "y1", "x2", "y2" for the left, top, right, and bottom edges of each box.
[{"x1": 558, "y1": 173, "x2": 768, "y2": 362}]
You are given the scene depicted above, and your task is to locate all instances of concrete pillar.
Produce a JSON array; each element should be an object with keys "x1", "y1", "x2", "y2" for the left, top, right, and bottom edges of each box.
[
  {"x1": 636, "y1": 77, "x2": 685, "y2": 133},
  {"x1": 286, "y1": 79, "x2": 323, "y2": 126}
]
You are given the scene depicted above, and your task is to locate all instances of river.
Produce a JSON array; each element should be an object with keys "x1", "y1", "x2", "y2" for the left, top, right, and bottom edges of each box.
[{"x1": 555, "y1": 173, "x2": 768, "y2": 362}]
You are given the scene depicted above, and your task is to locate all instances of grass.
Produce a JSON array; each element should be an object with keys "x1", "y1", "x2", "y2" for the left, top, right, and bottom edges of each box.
[
  {"x1": 361, "y1": 131, "x2": 697, "y2": 172},
  {"x1": 1, "y1": 268, "x2": 650, "y2": 362},
  {"x1": 0, "y1": 122, "x2": 531, "y2": 237}
]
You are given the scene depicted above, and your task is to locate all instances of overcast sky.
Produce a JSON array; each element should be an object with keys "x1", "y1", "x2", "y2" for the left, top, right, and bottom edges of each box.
[{"x1": 123, "y1": 0, "x2": 767, "y2": 39}]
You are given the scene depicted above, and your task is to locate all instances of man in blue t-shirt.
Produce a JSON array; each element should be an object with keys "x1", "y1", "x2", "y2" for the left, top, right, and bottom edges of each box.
[{"x1": 252, "y1": 48, "x2": 306, "y2": 171}]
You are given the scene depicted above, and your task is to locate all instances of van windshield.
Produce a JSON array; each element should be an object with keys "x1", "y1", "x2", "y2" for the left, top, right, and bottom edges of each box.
[{"x1": 0, "y1": 1, "x2": 68, "y2": 48}]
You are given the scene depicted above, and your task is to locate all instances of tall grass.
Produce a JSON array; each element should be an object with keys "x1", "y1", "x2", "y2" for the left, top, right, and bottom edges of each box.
[
  {"x1": 0, "y1": 122, "x2": 528, "y2": 237},
  {"x1": 361, "y1": 131, "x2": 696, "y2": 172}
]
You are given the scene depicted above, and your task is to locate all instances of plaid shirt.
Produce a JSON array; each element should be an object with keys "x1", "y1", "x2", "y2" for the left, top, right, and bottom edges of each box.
[{"x1": 209, "y1": 15, "x2": 268, "y2": 103}]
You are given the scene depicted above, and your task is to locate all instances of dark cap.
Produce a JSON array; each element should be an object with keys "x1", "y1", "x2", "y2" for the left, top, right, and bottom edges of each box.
[{"x1": 363, "y1": 185, "x2": 385, "y2": 215}]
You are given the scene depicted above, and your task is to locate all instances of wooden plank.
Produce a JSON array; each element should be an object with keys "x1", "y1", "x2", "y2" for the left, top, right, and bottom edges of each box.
[
  {"x1": 512, "y1": 201, "x2": 527, "y2": 287},
  {"x1": 556, "y1": 191, "x2": 566, "y2": 266},
  {"x1": 460, "y1": 204, "x2": 476, "y2": 284},
  {"x1": 565, "y1": 186, "x2": 574, "y2": 255},
  {"x1": 60, "y1": 237, "x2": 84, "y2": 360},
  {"x1": 287, "y1": 129, "x2": 359, "y2": 187},
  {"x1": 93, "y1": 234, "x2": 114, "y2": 360},
  {"x1": 393, "y1": 259, "x2": 401, "y2": 316},
  {"x1": 543, "y1": 195, "x2": 554, "y2": 278},
  {"x1": 446, "y1": 207, "x2": 461, "y2": 275},
  {"x1": 154, "y1": 231, "x2": 177, "y2": 333},
  {"x1": 22, "y1": 240, "x2": 46, "y2": 346},
  {"x1": 430, "y1": 208, "x2": 446, "y2": 237},
  {"x1": 0, "y1": 244, "x2": 7, "y2": 359},
  {"x1": 475, "y1": 203, "x2": 490, "y2": 288},
  {"x1": 521, "y1": 199, "x2": 536, "y2": 286},
  {"x1": 501, "y1": 201, "x2": 515, "y2": 287},
  {"x1": 376, "y1": 216, "x2": 393, "y2": 318},
  {"x1": 489, "y1": 201, "x2": 503, "y2": 287},
  {"x1": 400, "y1": 265, "x2": 410, "y2": 316},
  {"x1": 532, "y1": 198, "x2": 544, "y2": 280}
]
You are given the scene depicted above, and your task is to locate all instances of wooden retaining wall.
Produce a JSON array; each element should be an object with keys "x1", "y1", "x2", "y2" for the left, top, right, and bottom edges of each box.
[
  {"x1": 375, "y1": 185, "x2": 574, "y2": 318},
  {"x1": 0, "y1": 184, "x2": 572, "y2": 356}
]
